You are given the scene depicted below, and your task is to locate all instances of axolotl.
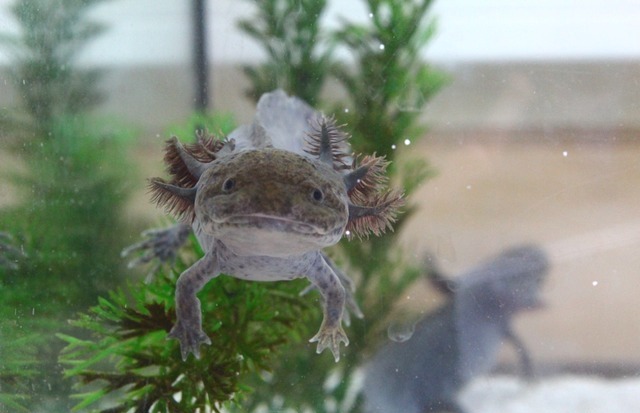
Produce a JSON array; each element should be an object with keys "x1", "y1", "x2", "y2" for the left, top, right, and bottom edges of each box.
[
  {"x1": 145, "y1": 90, "x2": 403, "y2": 362},
  {"x1": 363, "y1": 245, "x2": 549, "y2": 413}
]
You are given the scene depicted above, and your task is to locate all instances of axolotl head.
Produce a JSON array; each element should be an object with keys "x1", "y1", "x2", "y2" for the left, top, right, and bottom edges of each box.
[
  {"x1": 150, "y1": 116, "x2": 403, "y2": 257},
  {"x1": 194, "y1": 148, "x2": 349, "y2": 256}
]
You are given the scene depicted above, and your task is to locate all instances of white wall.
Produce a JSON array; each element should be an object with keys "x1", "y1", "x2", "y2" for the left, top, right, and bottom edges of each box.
[
  {"x1": 1, "y1": 0, "x2": 639, "y2": 133},
  {"x1": 1, "y1": 0, "x2": 639, "y2": 66}
]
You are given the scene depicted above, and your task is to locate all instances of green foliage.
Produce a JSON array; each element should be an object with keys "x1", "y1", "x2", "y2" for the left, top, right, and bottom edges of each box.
[
  {"x1": 238, "y1": 0, "x2": 332, "y2": 105},
  {"x1": 2, "y1": 117, "x2": 135, "y2": 312},
  {"x1": 0, "y1": 333, "x2": 39, "y2": 412},
  {"x1": 333, "y1": 0, "x2": 448, "y2": 160},
  {"x1": 59, "y1": 235, "x2": 312, "y2": 413},
  {"x1": 0, "y1": 0, "x2": 136, "y2": 410},
  {"x1": 0, "y1": 0, "x2": 109, "y2": 141},
  {"x1": 0, "y1": 116, "x2": 135, "y2": 412},
  {"x1": 0, "y1": 0, "x2": 131, "y2": 316},
  {"x1": 165, "y1": 111, "x2": 236, "y2": 140}
]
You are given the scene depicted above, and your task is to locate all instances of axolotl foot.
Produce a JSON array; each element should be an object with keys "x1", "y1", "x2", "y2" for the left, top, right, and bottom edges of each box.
[
  {"x1": 310, "y1": 323, "x2": 349, "y2": 362},
  {"x1": 168, "y1": 322, "x2": 212, "y2": 361}
]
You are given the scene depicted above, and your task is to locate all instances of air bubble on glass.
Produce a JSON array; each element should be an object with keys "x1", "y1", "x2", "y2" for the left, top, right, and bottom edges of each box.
[{"x1": 387, "y1": 320, "x2": 416, "y2": 343}]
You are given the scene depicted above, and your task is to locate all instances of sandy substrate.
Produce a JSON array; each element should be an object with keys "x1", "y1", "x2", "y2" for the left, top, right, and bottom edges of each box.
[{"x1": 460, "y1": 375, "x2": 640, "y2": 413}]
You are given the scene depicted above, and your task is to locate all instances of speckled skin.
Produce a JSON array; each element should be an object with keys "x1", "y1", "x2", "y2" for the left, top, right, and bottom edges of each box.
[{"x1": 168, "y1": 148, "x2": 352, "y2": 362}]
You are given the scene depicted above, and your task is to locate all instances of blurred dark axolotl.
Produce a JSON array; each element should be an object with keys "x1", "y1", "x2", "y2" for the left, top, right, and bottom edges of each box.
[
  {"x1": 123, "y1": 90, "x2": 403, "y2": 362},
  {"x1": 363, "y1": 245, "x2": 549, "y2": 413}
]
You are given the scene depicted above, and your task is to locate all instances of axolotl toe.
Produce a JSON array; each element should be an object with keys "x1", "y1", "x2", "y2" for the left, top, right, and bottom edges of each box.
[{"x1": 149, "y1": 90, "x2": 403, "y2": 362}]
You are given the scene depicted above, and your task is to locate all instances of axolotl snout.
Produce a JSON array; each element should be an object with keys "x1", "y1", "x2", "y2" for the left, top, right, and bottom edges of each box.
[{"x1": 149, "y1": 90, "x2": 403, "y2": 362}]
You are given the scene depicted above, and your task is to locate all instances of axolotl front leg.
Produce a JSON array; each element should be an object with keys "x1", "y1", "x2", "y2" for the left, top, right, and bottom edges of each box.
[
  {"x1": 168, "y1": 249, "x2": 219, "y2": 360},
  {"x1": 307, "y1": 253, "x2": 348, "y2": 362}
]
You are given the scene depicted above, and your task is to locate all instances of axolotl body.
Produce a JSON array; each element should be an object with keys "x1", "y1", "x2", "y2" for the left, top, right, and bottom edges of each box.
[{"x1": 147, "y1": 90, "x2": 402, "y2": 362}]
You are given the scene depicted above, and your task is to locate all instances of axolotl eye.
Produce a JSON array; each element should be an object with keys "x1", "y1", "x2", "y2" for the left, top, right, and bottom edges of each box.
[
  {"x1": 311, "y1": 188, "x2": 324, "y2": 202},
  {"x1": 222, "y1": 178, "x2": 235, "y2": 192}
]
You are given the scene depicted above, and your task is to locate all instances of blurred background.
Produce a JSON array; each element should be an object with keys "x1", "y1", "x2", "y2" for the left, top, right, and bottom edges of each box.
[{"x1": 1, "y1": 0, "x2": 639, "y2": 411}]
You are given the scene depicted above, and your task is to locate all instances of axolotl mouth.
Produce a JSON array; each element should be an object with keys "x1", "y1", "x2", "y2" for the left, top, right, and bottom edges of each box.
[
  {"x1": 210, "y1": 213, "x2": 345, "y2": 257},
  {"x1": 223, "y1": 214, "x2": 325, "y2": 234}
]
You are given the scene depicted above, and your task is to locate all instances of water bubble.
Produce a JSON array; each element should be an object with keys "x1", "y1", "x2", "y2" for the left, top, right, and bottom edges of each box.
[
  {"x1": 379, "y1": 44, "x2": 385, "y2": 51},
  {"x1": 345, "y1": 230, "x2": 351, "y2": 236},
  {"x1": 592, "y1": 281, "x2": 598, "y2": 286},
  {"x1": 466, "y1": 185, "x2": 472, "y2": 190},
  {"x1": 387, "y1": 320, "x2": 416, "y2": 342},
  {"x1": 403, "y1": 138, "x2": 411, "y2": 146},
  {"x1": 344, "y1": 108, "x2": 349, "y2": 113},
  {"x1": 368, "y1": 12, "x2": 374, "y2": 18},
  {"x1": 391, "y1": 144, "x2": 397, "y2": 150},
  {"x1": 562, "y1": 150, "x2": 568, "y2": 157}
]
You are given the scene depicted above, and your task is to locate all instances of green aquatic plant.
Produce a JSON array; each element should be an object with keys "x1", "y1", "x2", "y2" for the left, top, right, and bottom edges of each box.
[
  {"x1": 165, "y1": 111, "x2": 236, "y2": 142},
  {"x1": 0, "y1": 0, "x2": 109, "y2": 142},
  {"x1": 238, "y1": 0, "x2": 332, "y2": 105},
  {"x1": 0, "y1": 0, "x2": 135, "y2": 410},
  {"x1": 332, "y1": 0, "x2": 448, "y2": 160},
  {"x1": 58, "y1": 235, "x2": 311, "y2": 412},
  {"x1": 0, "y1": 334, "x2": 38, "y2": 412}
]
